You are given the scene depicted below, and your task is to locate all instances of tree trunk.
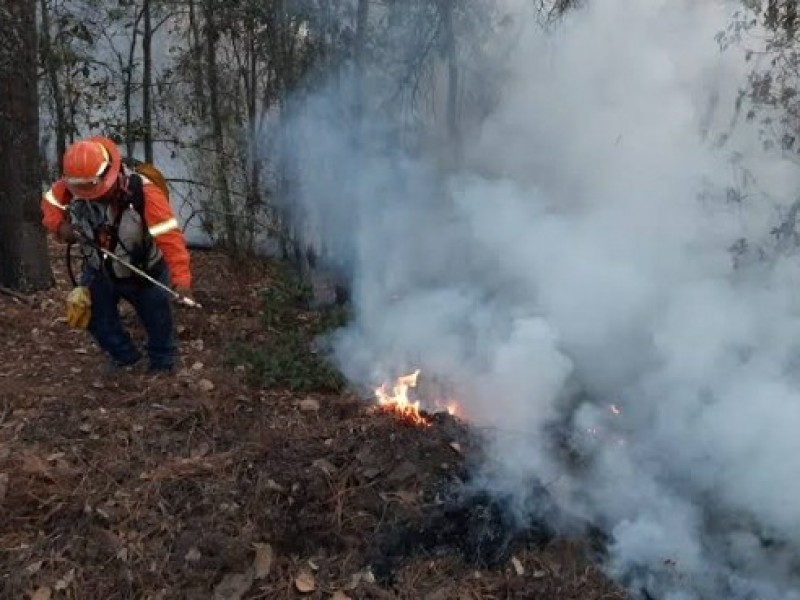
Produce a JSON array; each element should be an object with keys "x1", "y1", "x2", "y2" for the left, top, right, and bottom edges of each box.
[
  {"x1": 0, "y1": 0, "x2": 53, "y2": 291},
  {"x1": 39, "y1": 0, "x2": 67, "y2": 173},
  {"x1": 270, "y1": 0, "x2": 297, "y2": 262},
  {"x1": 124, "y1": 6, "x2": 143, "y2": 158},
  {"x1": 441, "y1": 0, "x2": 460, "y2": 157},
  {"x1": 62, "y1": 12, "x2": 77, "y2": 146},
  {"x1": 202, "y1": 0, "x2": 238, "y2": 256},
  {"x1": 354, "y1": 0, "x2": 369, "y2": 126},
  {"x1": 142, "y1": 0, "x2": 154, "y2": 163},
  {"x1": 245, "y1": 16, "x2": 262, "y2": 252},
  {"x1": 187, "y1": 0, "x2": 207, "y2": 119}
]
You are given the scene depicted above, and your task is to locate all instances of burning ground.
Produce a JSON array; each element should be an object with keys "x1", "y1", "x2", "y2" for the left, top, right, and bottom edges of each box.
[
  {"x1": 276, "y1": 2, "x2": 800, "y2": 597},
  {"x1": 0, "y1": 245, "x2": 623, "y2": 599}
]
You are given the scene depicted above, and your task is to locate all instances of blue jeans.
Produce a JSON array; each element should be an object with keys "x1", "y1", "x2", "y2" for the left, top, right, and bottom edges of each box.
[{"x1": 82, "y1": 263, "x2": 176, "y2": 371}]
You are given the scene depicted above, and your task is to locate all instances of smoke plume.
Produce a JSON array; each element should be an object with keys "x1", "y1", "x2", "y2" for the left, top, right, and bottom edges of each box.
[{"x1": 275, "y1": 1, "x2": 800, "y2": 597}]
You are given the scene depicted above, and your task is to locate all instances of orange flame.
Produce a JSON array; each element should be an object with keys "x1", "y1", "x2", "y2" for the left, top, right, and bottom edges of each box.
[{"x1": 374, "y1": 369, "x2": 430, "y2": 426}]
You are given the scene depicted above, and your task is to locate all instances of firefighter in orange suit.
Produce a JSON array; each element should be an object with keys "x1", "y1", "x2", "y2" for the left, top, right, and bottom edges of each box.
[{"x1": 41, "y1": 136, "x2": 193, "y2": 373}]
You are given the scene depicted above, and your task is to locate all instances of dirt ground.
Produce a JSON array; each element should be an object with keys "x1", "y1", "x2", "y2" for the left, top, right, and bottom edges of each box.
[{"x1": 0, "y1": 244, "x2": 625, "y2": 599}]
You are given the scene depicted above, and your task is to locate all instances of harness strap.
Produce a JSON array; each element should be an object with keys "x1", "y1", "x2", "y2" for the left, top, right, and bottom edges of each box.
[
  {"x1": 63, "y1": 170, "x2": 160, "y2": 286},
  {"x1": 105, "y1": 173, "x2": 154, "y2": 280}
]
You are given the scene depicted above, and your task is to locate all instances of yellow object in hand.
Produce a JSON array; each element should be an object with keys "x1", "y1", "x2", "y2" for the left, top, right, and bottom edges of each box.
[{"x1": 66, "y1": 286, "x2": 92, "y2": 329}]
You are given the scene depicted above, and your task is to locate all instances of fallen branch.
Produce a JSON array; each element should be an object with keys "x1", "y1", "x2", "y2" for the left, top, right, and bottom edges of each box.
[{"x1": 0, "y1": 286, "x2": 35, "y2": 305}]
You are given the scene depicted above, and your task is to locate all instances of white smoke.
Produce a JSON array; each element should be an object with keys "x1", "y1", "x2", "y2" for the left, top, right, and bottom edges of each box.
[{"x1": 276, "y1": 0, "x2": 800, "y2": 597}]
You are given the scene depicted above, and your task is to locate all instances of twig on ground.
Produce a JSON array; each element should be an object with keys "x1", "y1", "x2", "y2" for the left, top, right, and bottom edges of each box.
[{"x1": 0, "y1": 286, "x2": 35, "y2": 306}]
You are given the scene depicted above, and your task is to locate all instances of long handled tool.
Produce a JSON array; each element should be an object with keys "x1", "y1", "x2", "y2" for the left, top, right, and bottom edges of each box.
[{"x1": 71, "y1": 232, "x2": 202, "y2": 309}]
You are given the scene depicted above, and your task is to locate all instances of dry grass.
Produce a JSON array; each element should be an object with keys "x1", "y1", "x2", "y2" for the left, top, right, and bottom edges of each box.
[{"x1": 0, "y1": 244, "x2": 624, "y2": 599}]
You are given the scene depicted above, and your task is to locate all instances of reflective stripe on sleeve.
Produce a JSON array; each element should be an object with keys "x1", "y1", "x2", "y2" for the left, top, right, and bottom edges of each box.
[
  {"x1": 44, "y1": 189, "x2": 66, "y2": 210},
  {"x1": 148, "y1": 218, "x2": 179, "y2": 237}
]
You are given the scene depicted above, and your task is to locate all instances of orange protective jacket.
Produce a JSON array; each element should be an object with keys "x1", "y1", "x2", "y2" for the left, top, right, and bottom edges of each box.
[{"x1": 41, "y1": 176, "x2": 192, "y2": 289}]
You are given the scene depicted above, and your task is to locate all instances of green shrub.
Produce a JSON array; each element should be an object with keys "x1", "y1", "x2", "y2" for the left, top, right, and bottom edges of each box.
[{"x1": 225, "y1": 264, "x2": 349, "y2": 393}]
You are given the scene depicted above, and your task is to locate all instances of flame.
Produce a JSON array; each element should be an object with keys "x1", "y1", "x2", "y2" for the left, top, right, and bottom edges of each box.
[
  {"x1": 374, "y1": 369, "x2": 430, "y2": 426},
  {"x1": 373, "y1": 370, "x2": 463, "y2": 426},
  {"x1": 434, "y1": 398, "x2": 460, "y2": 417}
]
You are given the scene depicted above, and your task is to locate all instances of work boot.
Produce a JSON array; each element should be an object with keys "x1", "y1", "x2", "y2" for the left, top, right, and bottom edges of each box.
[
  {"x1": 101, "y1": 357, "x2": 141, "y2": 377},
  {"x1": 147, "y1": 363, "x2": 174, "y2": 376}
]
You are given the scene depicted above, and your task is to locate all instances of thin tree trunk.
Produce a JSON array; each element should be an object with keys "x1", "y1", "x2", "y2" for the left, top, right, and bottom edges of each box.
[
  {"x1": 39, "y1": 0, "x2": 67, "y2": 173},
  {"x1": 61, "y1": 10, "x2": 77, "y2": 146},
  {"x1": 354, "y1": 0, "x2": 369, "y2": 127},
  {"x1": 142, "y1": 0, "x2": 153, "y2": 163},
  {"x1": 0, "y1": 0, "x2": 53, "y2": 290},
  {"x1": 441, "y1": 0, "x2": 460, "y2": 156},
  {"x1": 187, "y1": 0, "x2": 206, "y2": 119},
  {"x1": 202, "y1": 0, "x2": 238, "y2": 256},
  {"x1": 246, "y1": 17, "x2": 261, "y2": 252},
  {"x1": 125, "y1": 6, "x2": 143, "y2": 158},
  {"x1": 270, "y1": 0, "x2": 296, "y2": 262}
]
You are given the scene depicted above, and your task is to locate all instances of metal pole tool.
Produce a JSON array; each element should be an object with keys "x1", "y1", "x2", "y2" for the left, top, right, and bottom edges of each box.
[{"x1": 73, "y1": 231, "x2": 202, "y2": 309}]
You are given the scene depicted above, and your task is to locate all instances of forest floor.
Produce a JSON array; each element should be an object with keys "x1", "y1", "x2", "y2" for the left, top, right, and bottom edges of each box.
[{"x1": 0, "y1": 243, "x2": 625, "y2": 600}]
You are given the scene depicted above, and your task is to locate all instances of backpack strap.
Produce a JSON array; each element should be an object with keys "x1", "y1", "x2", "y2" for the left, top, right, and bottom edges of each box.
[
  {"x1": 127, "y1": 172, "x2": 146, "y2": 218},
  {"x1": 106, "y1": 173, "x2": 151, "y2": 276}
]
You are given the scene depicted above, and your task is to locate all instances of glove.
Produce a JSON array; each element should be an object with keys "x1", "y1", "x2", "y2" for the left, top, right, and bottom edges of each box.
[
  {"x1": 66, "y1": 286, "x2": 92, "y2": 329},
  {"x1": 173, "y1": 285, "x2": 197, "y2": 306}
]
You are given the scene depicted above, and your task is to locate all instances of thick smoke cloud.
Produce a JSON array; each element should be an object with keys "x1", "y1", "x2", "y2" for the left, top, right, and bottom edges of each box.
[{"x1": 275, "y1": 0, "x2": 800, "y2": 597}]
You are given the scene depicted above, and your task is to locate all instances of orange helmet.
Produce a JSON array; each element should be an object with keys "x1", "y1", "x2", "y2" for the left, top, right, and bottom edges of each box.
[{"x1": 62, "y1": 136, "x2": 122, "y2": 199}]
